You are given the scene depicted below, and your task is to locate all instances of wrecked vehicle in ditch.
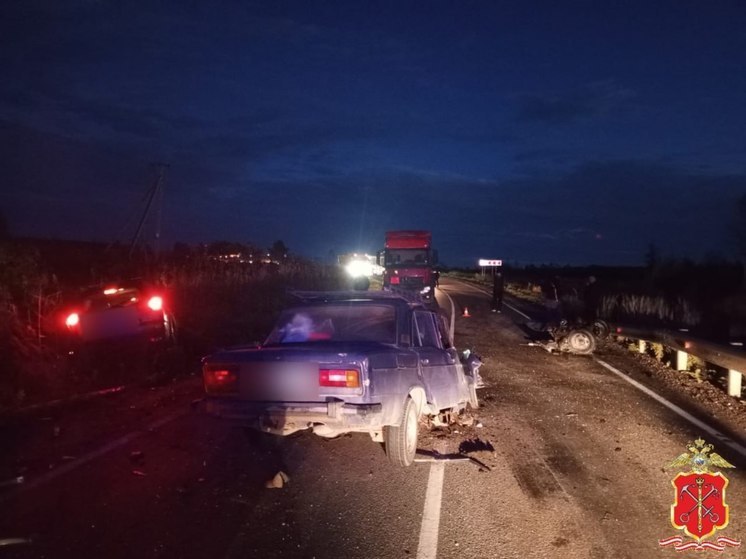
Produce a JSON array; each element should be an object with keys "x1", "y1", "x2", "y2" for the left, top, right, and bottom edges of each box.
[{"x1": 203, "y1": 291, "x2": 479, "y2": 466}]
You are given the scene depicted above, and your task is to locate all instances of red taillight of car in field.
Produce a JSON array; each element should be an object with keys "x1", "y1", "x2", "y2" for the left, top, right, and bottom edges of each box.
[
  {"x1": 203, "y1": 365, "x2": 239, "y2": 393},
  {"x1": 65, "y1": 312, "x2": 80, "y2": 328},
  {"x1": 319, "y1": 369, "x2": 360, "y2": 388},
  {"x1": 147, "y1": 296, "x2": 163, "y2": 311}
]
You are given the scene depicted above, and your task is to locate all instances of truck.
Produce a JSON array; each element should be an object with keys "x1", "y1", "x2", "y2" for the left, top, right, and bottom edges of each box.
[{"x1": 378, "y1": 230, "x2": 438, "y2": 301}]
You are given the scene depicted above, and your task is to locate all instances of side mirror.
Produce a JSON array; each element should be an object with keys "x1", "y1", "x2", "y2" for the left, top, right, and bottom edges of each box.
[
  {"x1": 432, "y1": 250, "x2": 439, "y2": 265},
  {"x1": 377, "y1": 250, "x2": 384, "y2": 266}
]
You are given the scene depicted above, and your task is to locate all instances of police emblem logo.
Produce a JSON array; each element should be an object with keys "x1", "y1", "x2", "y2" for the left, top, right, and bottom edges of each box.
[{"x1": 659, "y1": 438, "x2": 741, "y2": 551}]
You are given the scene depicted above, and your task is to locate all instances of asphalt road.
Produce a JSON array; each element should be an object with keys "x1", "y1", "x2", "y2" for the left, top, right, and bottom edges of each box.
[{"x1": 1, "y1": 277, "x2": 744, "y2": 558}]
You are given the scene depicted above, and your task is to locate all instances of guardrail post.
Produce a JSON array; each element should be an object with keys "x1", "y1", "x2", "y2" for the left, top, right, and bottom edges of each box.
[
  {"x1": 676, "y1": 350, "x2": 688, "y2": 371},
  {"x1": 728, "y1": 370, "x2": 742, "y2": 398},
  {"x1": 638, "y1": 340, "x2": 647, "y2": 354}
]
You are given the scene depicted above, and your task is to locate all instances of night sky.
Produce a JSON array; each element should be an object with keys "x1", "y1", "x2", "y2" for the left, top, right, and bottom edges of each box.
[{"x1": 1, "y1": 1, "x2": 745, "y2": 266}]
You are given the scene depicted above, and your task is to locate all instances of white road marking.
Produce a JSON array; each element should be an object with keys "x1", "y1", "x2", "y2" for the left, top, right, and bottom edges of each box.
[
  {"x1": 0, "y1": 411, "x2": 184, "y2": 503},
  {"x1": 416, "y1": 462, "x2": 445, "y2": 559},
  {"x1": 595, "y1": 358, "x2": 746, "y2": 458}
]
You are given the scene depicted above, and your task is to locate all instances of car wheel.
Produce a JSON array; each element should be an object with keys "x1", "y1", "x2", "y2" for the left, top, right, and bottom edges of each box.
[
  {"x1": 591, "y1": 319, "x2": 610, "y2": 339},
  {"x1": 565, "y1": 329, "x2": 596, "y2": 355},
  {"x1": 384, "y1": 397, "x2": 418, "y2": 467}
]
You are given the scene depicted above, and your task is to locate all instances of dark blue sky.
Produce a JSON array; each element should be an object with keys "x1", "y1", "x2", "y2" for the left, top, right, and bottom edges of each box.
[{"x1": 1, "y1": 1, "x2": 745, "y2": 266}]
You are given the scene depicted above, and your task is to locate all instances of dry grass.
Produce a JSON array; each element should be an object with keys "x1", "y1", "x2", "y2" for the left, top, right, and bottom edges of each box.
[
  {"x1": 0, "y1": 254, "x2": 348, "y2": 410},
  {"x1": 600, "y1": 293, "x2": 701, "y2": 327}
]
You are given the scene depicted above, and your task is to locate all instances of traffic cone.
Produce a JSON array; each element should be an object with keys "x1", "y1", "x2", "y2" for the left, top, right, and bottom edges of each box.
[{"x1": 462, "y1": 307, "x2": 471, "y2": 318}]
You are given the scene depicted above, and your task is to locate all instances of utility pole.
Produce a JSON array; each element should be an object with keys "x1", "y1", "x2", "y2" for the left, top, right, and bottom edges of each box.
[{"x1": 129, "y1": 163, "x2": 168, "y2": 258}]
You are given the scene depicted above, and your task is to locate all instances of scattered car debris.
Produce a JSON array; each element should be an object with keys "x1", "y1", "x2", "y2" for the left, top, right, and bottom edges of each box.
[
  {"x1": 456, "y1": 415, "x2": 475, "y2": 427},
  {"x1": 414, "y1": 450, "x2": 492, "y2": 471},
  {"x1": 0, "y1": 476, "x2": 25, "y2": 489},
  {"x1": 129, "y1": 450, "x2": 145, "y2": 463},
  {"x1": 265, "y1": 471, "x2": 290, "y2": 489},
  {"x1": 0, "y1": 537, "x2": 32, "y2": 547}
]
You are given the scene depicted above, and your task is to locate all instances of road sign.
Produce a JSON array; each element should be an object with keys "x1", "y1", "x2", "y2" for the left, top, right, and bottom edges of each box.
[{"x1": 478, "y1": 259, "x2": 502, "y2": 267}]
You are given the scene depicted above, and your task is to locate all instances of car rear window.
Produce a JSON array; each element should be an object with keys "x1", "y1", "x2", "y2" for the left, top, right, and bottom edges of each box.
[
  {"x1": 86, "y1": 289, "x2": 140, "y2": 311},
  {"x1": 266, "y1": 304, "x2": 397, "y2": 345}
]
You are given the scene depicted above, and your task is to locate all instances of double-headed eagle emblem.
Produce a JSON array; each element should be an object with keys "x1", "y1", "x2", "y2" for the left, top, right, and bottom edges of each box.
[{"x1": 666, "y1": 438, "x2": 735, "y2": 473}]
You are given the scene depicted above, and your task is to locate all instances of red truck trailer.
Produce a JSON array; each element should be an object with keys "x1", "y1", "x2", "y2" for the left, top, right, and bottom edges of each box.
[{"x1": 378, "y1": 230, "x2": 438, "y2": 301}]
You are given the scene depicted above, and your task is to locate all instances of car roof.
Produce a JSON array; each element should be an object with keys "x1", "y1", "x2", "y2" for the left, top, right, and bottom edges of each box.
[{"x1": 287, "y1": 290, "x2": 426, "y2": 309}]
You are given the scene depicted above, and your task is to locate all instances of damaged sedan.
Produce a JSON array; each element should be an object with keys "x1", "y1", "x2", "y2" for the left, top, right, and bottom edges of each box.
[{"x1": 203, "y1": 291, "x2": 479, "y2": 466}]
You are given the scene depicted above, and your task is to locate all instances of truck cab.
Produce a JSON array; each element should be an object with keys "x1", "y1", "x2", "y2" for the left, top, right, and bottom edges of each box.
[{"x1": 378, "y1": 230, "x2": 438, "y2": 301}]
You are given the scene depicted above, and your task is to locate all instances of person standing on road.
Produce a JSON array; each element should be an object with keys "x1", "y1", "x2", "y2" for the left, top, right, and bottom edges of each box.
[
  {"x1": 583, "y1": 275, "x2": 600, "y2": 322},
  {"x1": 541, "y1": 276, "x2": 561, "y2": 327},
  {"x1": 491, "y1": 270, "x2": 504, "y2": 312}
]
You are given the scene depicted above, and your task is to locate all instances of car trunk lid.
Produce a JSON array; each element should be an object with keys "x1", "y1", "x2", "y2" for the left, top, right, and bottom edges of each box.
[{"x1": 205, "y1": 347, "x2": 371, "y2": 402}]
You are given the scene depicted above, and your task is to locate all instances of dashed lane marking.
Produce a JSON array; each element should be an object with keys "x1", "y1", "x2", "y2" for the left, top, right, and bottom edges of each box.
[{"x1": 416, "y1": 462, "x2": 445, "y2": 559}]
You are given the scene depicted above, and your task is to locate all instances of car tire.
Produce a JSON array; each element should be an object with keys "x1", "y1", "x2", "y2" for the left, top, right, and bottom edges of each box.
[
  {"x1": 591, "y1": 319, "x2": 610, "y2": 339},
  {"x1": 565, "y1": 329, "x2": 596, "y2": 355},
  {"x1": 384, "y1": 397, "x2": 418, "y2": 467}
]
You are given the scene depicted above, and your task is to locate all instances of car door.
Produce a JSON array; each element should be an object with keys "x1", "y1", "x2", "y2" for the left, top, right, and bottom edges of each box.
[{"x1": 412, "y1": 310, "x2": 461, "y2": 410}]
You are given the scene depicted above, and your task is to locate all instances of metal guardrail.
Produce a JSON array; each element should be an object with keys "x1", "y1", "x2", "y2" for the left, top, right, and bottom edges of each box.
[{"x1": 612, "y1": 324, "x2": 745, "y2": 398}]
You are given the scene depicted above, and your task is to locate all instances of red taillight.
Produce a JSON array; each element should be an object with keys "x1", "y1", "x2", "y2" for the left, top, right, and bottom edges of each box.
[
  {"x1": 319, "y1": 369, "x2": 360, "y2": 388},
  {"x1": 65, "y1": 313, "x2": 80, "y2": 328},
  {"x1": 147, "y1": 296, "x2": 163, "y2": 311},
  {"x1": 203, "y1": 365, "x2": 238, "y2": 393},
  {"x1": 390, "y1": 276, "x2": 400, "y2": 285}
]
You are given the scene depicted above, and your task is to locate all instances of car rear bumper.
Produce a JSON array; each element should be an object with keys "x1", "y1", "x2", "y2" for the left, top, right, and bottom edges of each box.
[{"x1": 205, "y1": 398, "x2": 384, "y2": 436}]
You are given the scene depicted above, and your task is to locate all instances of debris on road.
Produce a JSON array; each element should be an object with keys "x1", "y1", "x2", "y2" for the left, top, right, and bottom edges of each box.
[
  {"x1": 129, "y1": 450, "x2": 145, "y2": 463},
  {"x1": 265, "y1": 471, "x2": 290, "y2": 489},
  {"x1": 0, "y1": 537, "x2": 32, "y2": 547},
  {"x1": 456, "y1": 415, "x2": 474, "y2": 427},
  {"x1": 0, "y1": 476, "x2": 25, "y2": 488},
  {"x1": 131, "y1": 469, "x2": 147, "y2": 477},
  {"x1": 414, "y1": 450, "x2": 493, "y2": 471}
]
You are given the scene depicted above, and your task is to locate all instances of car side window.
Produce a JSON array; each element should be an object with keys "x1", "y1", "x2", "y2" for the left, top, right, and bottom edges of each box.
[
  {"x1": 437, "y1": 314, "x2": 453, "y2": 349},
  {"x1": 413, "y1": 311, "x2": 441, "y2": 348}
]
